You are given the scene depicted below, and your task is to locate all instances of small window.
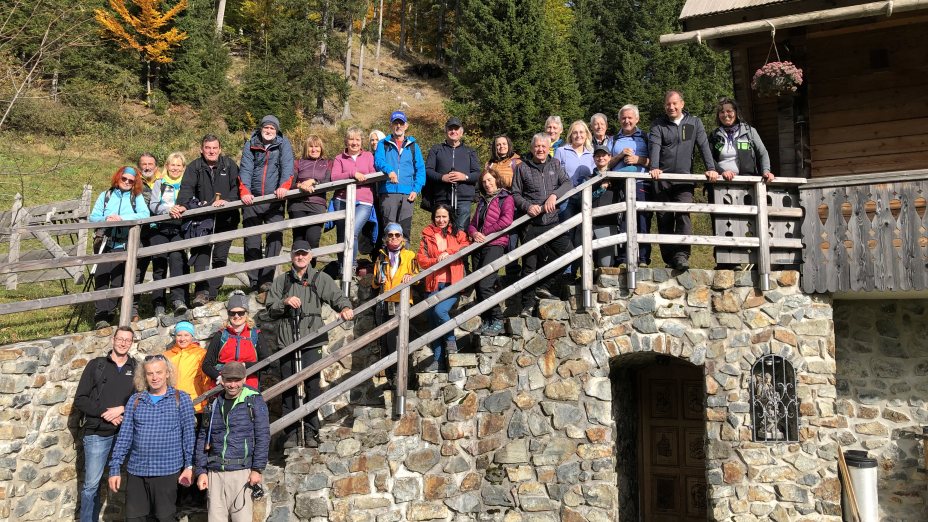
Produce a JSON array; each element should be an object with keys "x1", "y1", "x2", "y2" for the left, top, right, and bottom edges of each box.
[{"x1": 750, "y1": 355, "x2": 799, "y2": 442}]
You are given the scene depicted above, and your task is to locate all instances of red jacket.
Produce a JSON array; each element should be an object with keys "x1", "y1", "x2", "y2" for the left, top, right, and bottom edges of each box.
[
  {"x1": 202, "y1": 324, "x2": 269, "y2": 390},
  {"x1": 416, "y1": 224, "x2": 470, "y2": 293}
]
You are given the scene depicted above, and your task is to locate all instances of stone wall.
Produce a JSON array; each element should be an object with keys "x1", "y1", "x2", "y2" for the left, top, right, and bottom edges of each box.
[
  {"x1": 8, "y1": 271, "x2": 925, "y2": 521},
  {"x1": 275, "y1": 269, "x2": 846, "y2": 521},
  {"x1": 834, "y1": 299, "x2": 928, "y2": 522}
]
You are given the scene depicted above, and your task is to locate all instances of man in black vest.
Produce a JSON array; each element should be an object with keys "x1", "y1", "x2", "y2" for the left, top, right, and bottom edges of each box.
[{"x1": 74, "y1": 326, "x2": 138, "y2": 522}]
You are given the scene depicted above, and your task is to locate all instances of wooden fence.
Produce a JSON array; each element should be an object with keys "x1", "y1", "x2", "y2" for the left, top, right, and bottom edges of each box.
[
  {"x1": 0, "y1": 185, "x2": 93, "y2": 289},
  {"x1": 799, "y1": 169, "x2": 928, "y2": 293}
]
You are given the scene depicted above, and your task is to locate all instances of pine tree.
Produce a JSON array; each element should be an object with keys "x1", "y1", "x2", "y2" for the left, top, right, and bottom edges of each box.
[
  {"x1": 94, "y1": 0, "x2": 188, "y2": 98},
  {"x1": 165, "y1": 0, "x2": 231, "y2": 106},
  {"x1": 449, "y1": 0, "x2": 581, "y2": 148}
]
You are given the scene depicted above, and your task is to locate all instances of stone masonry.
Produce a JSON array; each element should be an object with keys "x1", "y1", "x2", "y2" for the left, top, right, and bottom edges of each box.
[{"x1": 3, "y1": 269, "x2": 919, "y2": 521}]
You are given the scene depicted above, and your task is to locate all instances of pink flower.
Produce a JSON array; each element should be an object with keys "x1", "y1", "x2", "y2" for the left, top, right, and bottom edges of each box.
[{"x1": 752, "y1": 61, "x2": 804, "y2": 96}]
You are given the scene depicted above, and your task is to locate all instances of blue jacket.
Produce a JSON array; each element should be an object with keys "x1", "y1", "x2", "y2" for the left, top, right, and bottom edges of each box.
[
  {"x1": 89, "y1": 188, "x2": 151, "y2": 249},
  {"x1": 611, "y1": 128, "x2": 649, "y2": 173},
  {"x1": 108, "y1": 386, "x2": 196, "y2": 478},
  {"x1": 374, "y1": 136, "x2": 426, "y2": 195},
  {"x1": 239, "y1": 131, "x2": 295, "y2": 197},
  {"x1": 194, "y1": 387, "x2": 270, "y2": 476}
]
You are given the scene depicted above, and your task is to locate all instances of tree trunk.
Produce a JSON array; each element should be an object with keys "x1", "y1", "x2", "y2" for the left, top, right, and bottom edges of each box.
[
  {"x1": 357, "y1": 10, "x2": 367, "y2": 87},
  {"x1": 374, "y1": 0, "x2": 383, "y2": 76},
  {"x1": 345, "y1": 13, "x2": 354, "y2": 79},
  {"x1": 342, "y1": 99, "x2": 352, "y2": 120},
  {"x1": 399, "y1": 0, "x2": 407, "y2": 57},
  {"x1": 316, "y1": 0, "x2": 331, "y2": 118},
  {"x1": 412, "y1": 0, "x2": 419, "y2": 54},
  {"x1": 436, "y1": 0, "x2": 445, "y2": 64},
  {"x1": 451, "y1": 0, "x2": 461, "y2": 72},
  {"x1": 215, "y1": 0, "x2": 227, "y2": 36},
  {"x1": 145, "y1": 60, "x2": 152, "y2": 105}
]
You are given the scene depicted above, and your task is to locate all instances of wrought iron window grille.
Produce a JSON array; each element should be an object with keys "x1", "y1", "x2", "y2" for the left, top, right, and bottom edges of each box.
[{"x1": 750, "y1": 355, "x2": 799, "y2": 442}]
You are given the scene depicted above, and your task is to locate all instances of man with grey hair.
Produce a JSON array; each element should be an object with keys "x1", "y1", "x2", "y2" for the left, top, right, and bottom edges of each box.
[
  {"x1": 648, "y1": 90, "x2": 717, "y2": 271},
  {"x1": 610, "y1": 104, "x2": 652, "y2": 266},
  {"x1": 511, "y1": 133, "x2": 572, "y2": 317},
  {"x1": 589, "y1": 113, "x2": 613, "y2": 150},
  {"x1": 544, "y1": 115, "x2": 564, "y2": 155}
]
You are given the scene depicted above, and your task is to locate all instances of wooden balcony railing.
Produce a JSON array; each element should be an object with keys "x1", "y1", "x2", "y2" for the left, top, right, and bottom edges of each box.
[{"x1": 799, "y1": 169, "x2": 928, "y2": 293}]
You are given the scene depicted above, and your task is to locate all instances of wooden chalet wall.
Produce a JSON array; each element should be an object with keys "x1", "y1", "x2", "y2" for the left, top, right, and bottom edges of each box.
[{"x1": 805, "y1": 19, "x2": 928, "y2": 177}]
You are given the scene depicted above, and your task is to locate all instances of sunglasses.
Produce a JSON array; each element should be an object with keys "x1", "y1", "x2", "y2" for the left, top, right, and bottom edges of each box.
[
  {"x1": 120, "y1": 176, "x2": 136, "y2": 183},
  {"x1": 144, "y1": 354, "x2": 167, "y2": 362},
  {"x1": 386, "y1": 233, "x2": 403, "y2": 238},
  {"x1": 228, "y1": 310, "x2": 247, "y2": 317}
]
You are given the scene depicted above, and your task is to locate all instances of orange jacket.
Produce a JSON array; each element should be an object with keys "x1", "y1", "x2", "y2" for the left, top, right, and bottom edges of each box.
[
  {"x1": 416, "y1": 224, "x2": 470, "y2": 293},
  {"x1": 164, "y1": 343, "x2": 214, "y2": 413}
]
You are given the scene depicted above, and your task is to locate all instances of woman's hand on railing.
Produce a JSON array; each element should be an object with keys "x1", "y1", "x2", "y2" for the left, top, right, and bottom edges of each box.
[
  {"x1": 298, "y1": 180, "x2": 316, "y2": 193},
  {"x1": 763, "y1": 171, "x2": 775, "y2": 182},
  {"x1": 170, "y1": 205, "x2": 186, "y2": 218},
  {"x1": 721, "y1": 170, "x2": 736, "y2": 181},
  {"x1": 472, "y1": 231, "x2": 486, "y2": 243},
  {"x1": 354, "y1": 172, "x2": 367, "y2": 182},
  {"x1": 105, "y1": 215, "x2": 123, "y2": 222}
]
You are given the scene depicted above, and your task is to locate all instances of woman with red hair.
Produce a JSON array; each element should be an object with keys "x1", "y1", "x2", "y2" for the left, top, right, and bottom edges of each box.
[{"x1": 89, "y1": 166, "x2": 150, "y2": 328}]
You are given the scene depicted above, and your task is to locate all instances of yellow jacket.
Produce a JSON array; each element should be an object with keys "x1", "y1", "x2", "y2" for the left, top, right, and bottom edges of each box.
[
  {"x1": 372, "y1": 247, "x2": 418, "y2": 303},
  {"x1": 164, "y1": 343, "x2": 213, "y2": 413}
]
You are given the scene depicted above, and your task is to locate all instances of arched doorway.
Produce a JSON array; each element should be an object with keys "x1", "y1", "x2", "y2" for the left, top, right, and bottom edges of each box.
[{"x1": 612, "y1": 354, "x2": 708, "y2": 521}]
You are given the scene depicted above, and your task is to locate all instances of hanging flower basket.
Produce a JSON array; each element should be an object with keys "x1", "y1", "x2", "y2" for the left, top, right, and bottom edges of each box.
[{"x1": 752, "y1": 61, "x2": 803, "y2": 97}]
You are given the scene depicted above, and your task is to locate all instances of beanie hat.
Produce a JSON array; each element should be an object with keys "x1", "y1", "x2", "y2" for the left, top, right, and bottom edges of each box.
[
  {"x1": 226, "y1": 291, "x2": 249, "y2": 311},
  {"x1": 175, "y1": 321, "x2": 195, "y2": 337},
  {"x1": 260, "y1": 115, "x2": 281, "y2": 132}
]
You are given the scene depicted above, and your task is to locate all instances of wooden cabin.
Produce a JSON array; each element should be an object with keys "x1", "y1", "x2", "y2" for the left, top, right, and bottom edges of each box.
[{"x1": 664, "y1": 0, "x2": 928, "y2": 294}]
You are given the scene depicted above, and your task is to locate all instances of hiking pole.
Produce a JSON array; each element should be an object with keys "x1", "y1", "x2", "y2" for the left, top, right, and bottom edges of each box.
[
  {"x1": 289, "y1": 308, "x2": 305, "y2": 446},
  {"x1": 68, "y1": 231, "x2": 109, "y2": 332}
]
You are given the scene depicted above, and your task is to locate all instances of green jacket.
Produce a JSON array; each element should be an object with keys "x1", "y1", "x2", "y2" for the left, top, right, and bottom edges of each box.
[{"x1": 265, "y1": 266, "x2": 352, "y2": 349}]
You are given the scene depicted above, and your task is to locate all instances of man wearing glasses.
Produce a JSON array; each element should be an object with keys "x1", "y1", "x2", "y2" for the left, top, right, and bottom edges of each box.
[
  {"x1": 265, "y1": 240, "x2": 354, "y2": 447},
  {"x1": 108, "y1": 353, "x2": 196, "y2": 522},
  {"x1": 74, "y1": 326, "x2": 138, "y2": 522}
]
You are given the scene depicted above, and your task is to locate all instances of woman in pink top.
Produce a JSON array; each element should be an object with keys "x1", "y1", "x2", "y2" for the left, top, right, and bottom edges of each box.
[{"x1": 331, "y1": 126, "x2": 377, "y2": 273}]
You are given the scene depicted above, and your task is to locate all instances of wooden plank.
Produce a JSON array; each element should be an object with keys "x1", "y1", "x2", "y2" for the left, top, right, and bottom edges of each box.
[
  {"x1": 812, "y1": 152, "x2": 928, "y2": 178},
  {"x1": 581, "y1": 186, "x2": 593, "y2": 308},
  {"x1": 811, "y1": 135, "x2": 928, "y2": 162},
  {"x1": 0, "y1": 250, "x2": 127, "y2": 274},
  {"x1": 810, "y1": 117, "x2": 927, "y2": 147},
  {"x1": 31, "y1": 230, "x2": 83, "y2": 280},
  {"x1": 755, "y1": 182, "x2": 771, "y2": 289},
  {"x1": 5, "y1": 194, "x2": 23, "y2": 290},
  {"x1": 811, "y1": 97, "x2": 928, "y2": 129},
  {"x1": 395, "y1": 287, "x2": 410, "y2": 416},
  {"x1": 118, "y1": 226, "x2": 141, "y2": 325},
  {"x1": 803, "y1": 169, "x2": 928, "y2": 188}
]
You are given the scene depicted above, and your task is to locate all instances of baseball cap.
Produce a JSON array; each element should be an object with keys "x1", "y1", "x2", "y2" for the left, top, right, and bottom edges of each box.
[{"x1": 390, "y1": 111, "x2": 408, "y2": 123}]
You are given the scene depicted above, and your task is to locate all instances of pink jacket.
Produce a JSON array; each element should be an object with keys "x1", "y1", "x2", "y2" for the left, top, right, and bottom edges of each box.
[
  {"x1": 332, "y1": 150, "x2": 376, "y2": 205},
  {"x1": 467, "y1": 190, "x2": 515, "y2": 248}
]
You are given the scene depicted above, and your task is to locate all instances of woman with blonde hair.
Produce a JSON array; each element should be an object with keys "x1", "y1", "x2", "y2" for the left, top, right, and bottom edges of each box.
[
  {"x1": 202, "y1": 291, "x2": 269, "y2": 390},
  {"x1": 331, "y1": 126, "x2": 377, "y2": 273},
  {"x1": 289, "y1": 135, "x2": 331, "y2": 252},
  {"x1": 149, "y1": 152, "x2": 190, "y2": 317}
]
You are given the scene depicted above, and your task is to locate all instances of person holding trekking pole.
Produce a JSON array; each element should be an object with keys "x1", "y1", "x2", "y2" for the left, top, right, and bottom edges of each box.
[{"x1": 265, "y1": 240, "x2": 353, "y2": 448}]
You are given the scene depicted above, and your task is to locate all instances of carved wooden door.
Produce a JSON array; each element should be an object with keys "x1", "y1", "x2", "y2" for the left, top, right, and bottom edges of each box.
[{"x1": 639, "y1": 363, "x2": 707, "y2": 521}]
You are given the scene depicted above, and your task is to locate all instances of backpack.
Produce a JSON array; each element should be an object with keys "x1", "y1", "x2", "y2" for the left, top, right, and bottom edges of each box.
[
  {"x1": 93, "y1": 189, "x2": 139, "y2": 251},
  {"x1": 78, "y1": 358, "x2": 108, "y2": 428},
  {"x1": 218, "y1": 327, "x2": 261, "y2": 361}
]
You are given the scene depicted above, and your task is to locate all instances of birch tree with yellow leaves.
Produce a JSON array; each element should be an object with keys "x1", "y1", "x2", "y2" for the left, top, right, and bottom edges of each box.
[{"x1": 94, "y1": 0, "x2": 188, "y2": 102}]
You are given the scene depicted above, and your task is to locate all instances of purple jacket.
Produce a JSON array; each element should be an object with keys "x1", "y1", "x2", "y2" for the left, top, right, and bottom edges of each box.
[
  {"x1": 468, "y1": 190, "x2": 515, "y2": 248},
  {"x1": 293, "y1": 158, "x2": 331, "y2": 206}
]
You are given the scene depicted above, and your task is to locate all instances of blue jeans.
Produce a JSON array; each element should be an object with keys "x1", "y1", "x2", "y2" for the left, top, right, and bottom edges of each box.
[
  {"x1": 80, "y1": 434, "x2": 115, "y2": 522},
  {"x1": 427, "y1": 283, "x2": 458, "y2": 361},
  {"x1": 333, "y1": 199, "x2": 373, "y2": 272}
]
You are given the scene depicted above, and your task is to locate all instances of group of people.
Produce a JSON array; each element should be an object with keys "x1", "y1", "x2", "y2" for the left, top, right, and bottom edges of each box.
[{"x1": 88, "y1": 89, "x2": 775, "y2": 376}]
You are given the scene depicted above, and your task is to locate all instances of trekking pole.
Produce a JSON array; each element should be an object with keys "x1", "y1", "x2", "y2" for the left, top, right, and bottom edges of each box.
[
  {"x1": 68, "y1": 230, "x2": 109, "y2": 332},
  {"x1": 290, "y1": 309, "x2": 305, "y2": 446}
]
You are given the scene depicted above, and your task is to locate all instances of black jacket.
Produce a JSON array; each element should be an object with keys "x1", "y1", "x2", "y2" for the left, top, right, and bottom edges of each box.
[
  {"x1": 511, "y1": 157, "x2": 571, "y2": 226},
  {"x1": 177, "y1": 155, "x2": 242, "y2": 214},
  {"x1": 648, "y1": 112, "x2": 716, "y2": 183},
  {"x1": 73, "y1": 353, "x2": 138, "y2": 436},
  {"x1": 425, "y1": 142, "x2": 482, "y2": 202}
]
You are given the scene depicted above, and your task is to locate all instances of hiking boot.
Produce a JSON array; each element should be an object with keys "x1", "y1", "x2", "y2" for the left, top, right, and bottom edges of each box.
[
  {"x1": 424, "y1": 360, "x2": 441, "y2": 373},
  {"x1": 192, "y1": 292, "x2": 209, "y2": 308},
  {"x1": 672, "y1": 256, "x2": 690, "y2": 271},
  {"x1": 519, "y1": 304, "x2": 536, "y2": 318},
  {"x1": 154, "y1": 305, "x2": 166, "y2": 317},
  {"x1": 173, "y1": 300, "x2": 188, "y2": 315},
  {"x1": 94, "y1": 320, "x2": 110, "y2": 330},
  {"x1": 535, "y1": 287, "x2": 556, "y2": 300}
]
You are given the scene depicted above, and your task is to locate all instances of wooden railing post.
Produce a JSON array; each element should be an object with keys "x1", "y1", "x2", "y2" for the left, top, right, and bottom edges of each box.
[
  {"x1": 624, "y1": 176, "x2": 639, "y2": 289},
  {"x1": 755, "y1": 181, "x2": 771, "y2": 291},
  {"x1": 342, "y1": 184, "x2": 356, "y2": 296},
  {"x1": 581, "y1": 185, "x2": 593, "y2": 309},
  {"x1": 119, "y1": 225, "x2": 141, "y2": 326},
  {"x1": 394, "y1": 286, "x2": 410, "y2": 417},
  {"x1": 6, "y1": 193, "x2": 23, "y2": 290}
]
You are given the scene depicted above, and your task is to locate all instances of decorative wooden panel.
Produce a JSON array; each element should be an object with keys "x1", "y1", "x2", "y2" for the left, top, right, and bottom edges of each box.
[
  {"x1": 799, "y1": 174, "x2": 928, "y2": 293},
  {"x1": 712, "y1": 185, "x2": 803, "y2": 265}
]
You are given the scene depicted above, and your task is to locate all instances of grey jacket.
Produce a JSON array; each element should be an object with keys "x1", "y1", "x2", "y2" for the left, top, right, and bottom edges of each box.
[
  {"x1": 511, "y1": 157, "x2": 571, "y2": 226},
  {"x1": 648, "y1": 112, "x2": 717, "y2": 182},
  {"x1": 708, "y1": 123, "x2": 771, "y2": 176},
  {"x1": 265, "y1": 267, "x2": 351, "y2": 349}
]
